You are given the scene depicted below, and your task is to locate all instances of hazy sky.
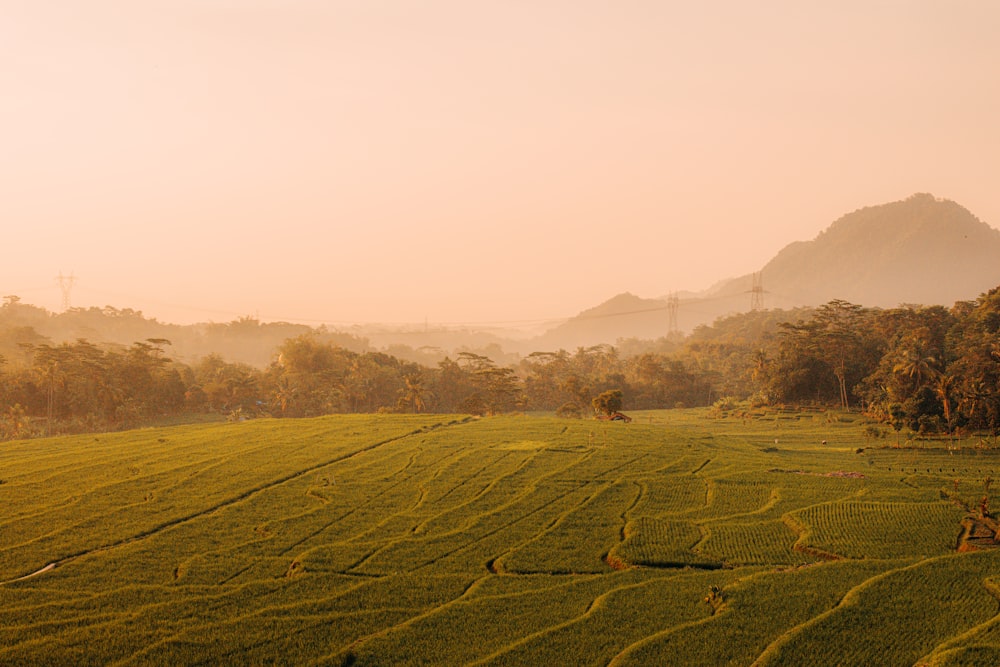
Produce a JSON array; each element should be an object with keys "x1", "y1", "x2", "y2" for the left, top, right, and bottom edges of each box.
[{"x1": 3, "y1": 1, "x2": 998, "y2": 328}]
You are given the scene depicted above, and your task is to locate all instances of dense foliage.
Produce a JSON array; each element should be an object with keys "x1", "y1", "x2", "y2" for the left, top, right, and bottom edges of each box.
[{"x1": 2, "y1": 286, "x2": 1000, "y2": 440}]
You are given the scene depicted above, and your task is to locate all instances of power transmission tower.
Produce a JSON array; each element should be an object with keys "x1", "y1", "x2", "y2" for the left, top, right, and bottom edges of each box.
[
  {"x1": 666, "y1": 292, "x2": 679, "y2": 336},
  {"x1": 56, "y1": 271, "x2": 77, "y2": 311},
  {"x1": 749, "y1": 272, "x2": 764, "y2": 311}
]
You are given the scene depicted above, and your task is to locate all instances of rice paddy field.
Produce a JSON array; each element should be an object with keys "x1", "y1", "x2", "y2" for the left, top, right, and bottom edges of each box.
[{"x1": 2, "y1": 409, "x2": 1000, "y2": 665}]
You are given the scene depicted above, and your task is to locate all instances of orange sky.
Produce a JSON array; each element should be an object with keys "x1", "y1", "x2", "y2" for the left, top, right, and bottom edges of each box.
[{"x1": 2, "y1": 1, "x2": 998, "y2": 328}]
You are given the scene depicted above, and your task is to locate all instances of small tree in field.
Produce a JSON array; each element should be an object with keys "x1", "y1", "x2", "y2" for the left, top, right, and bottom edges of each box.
[{"x1": 592, "y1": 389, "x2": 623, "y2": 417}]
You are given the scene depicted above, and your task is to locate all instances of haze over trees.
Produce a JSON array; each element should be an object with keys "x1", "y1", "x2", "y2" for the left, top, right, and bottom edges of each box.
[
  {"x1": 4, "y1": 283, "x2": 1000, "y2": 443},
  {"x1": 3, "y1": 195, "x2": 1000, "y2": 441}
]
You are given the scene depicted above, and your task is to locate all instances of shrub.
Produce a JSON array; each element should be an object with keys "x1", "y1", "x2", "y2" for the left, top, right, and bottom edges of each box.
[{"x1": 710, "y1": 396, "x2": 742, "y2": 417}]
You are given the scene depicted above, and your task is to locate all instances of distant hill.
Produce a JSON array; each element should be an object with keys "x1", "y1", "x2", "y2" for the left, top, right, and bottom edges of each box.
[
  {"x1": 0, "y1": 301, "x2": 356, "y2": 368},
  {"x1": 537, "y1": 194, "x2": 1000, "y2": 348},
  {"x1": 0, "y1": 299, "x2": 524, "y2": 368},
  {"x1": 712, "y1": 193, "x2": 1000, "y2": 309},
  {"x1": 530, "y1": 293, "x2": 672, "y2": 350}
]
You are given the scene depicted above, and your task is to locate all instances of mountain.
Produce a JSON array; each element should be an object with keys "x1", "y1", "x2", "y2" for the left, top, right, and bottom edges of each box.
[
  {"x1": 714, "y1": 193, "x2": 1000, "y2": 309},
  {"x1": 538, "y1": 194, "x2": 1000, "y2": 348}
]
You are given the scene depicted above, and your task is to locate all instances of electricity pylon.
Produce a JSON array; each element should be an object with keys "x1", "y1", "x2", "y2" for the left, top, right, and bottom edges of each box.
[
  {"x1": 749, "y1": 272, "x2": 764, "y2": 311},
  {"x1": 667, "y1": 292, "x2": 679, "y2": 335},
  {"x1": 56, "y1": 271, "x2": 77, "y2": 311}
]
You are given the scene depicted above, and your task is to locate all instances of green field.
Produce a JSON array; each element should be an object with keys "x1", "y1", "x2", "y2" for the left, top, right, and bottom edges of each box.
[{"x1": 2, "y1": 410, "x2": 1000, "y2": 665}]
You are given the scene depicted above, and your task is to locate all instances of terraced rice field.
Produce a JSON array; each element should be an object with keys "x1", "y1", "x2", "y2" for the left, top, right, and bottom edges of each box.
[{"x1": 2, "y1": 410, "x2": 1000, "y2": 665}]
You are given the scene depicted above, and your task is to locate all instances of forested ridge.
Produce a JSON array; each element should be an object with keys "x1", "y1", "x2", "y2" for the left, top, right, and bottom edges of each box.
[{"x1": 2, "y1": 285, "x2": 1000, "y2": 441}]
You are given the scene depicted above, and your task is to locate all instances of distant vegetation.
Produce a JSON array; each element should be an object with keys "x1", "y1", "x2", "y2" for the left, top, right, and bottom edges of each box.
[{"x1": 2, "y1": 285, "x2": 1000, "y2": 442}]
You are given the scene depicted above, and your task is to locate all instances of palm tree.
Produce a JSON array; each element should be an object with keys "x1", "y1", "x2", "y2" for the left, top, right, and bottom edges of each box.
[
  {"x1": 893, "y1": 353, "x2": 935, "y2": 384},
  {"x1": 890, "y1": 326, "x2": 943, "y2": 388},
  {"x1": 933, "y1": 373, "x2": 955, "y2": 432},
  {"x1": 398, "y1": 373, "x2": 428, "y2": 413},
  {"x1": 273, "y1": 377, "x2": 298, "y2": 416}
]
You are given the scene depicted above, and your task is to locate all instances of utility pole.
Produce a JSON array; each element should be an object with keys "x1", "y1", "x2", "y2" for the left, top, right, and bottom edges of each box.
[
  {"x1": 749, "y1": 272, "x2": 764, "y2": 311},
  {"x1": 667, "y1": 291, "x2": 679, "y2": 336},
  {"x1": 56, "y1": 271, "x2": 77, "y2": 311}
]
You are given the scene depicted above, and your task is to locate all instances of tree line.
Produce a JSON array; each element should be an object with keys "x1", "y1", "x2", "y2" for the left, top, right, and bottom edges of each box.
[
  {"x1": 0, "y1": 334, "x2": 707, "y2": 439},
  {"x1": 686, "y1": 289, "x2": 1000, "y2": 438},
  {"x1": 2, "y1": 286, "x2": 1000, "y2": 441}
]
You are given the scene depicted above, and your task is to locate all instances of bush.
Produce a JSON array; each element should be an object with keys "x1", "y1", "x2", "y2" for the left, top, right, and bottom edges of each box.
[
  {"x1": 709, "y1": 396, "x2": 742, "y2": 417},
  {"x1": 591, "y1": 390, "x2": 623, "y2": 417}
]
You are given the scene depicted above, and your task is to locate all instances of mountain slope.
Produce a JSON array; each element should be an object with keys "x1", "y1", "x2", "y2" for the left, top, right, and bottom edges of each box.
[{"x1": 720, "y1": 193, "x2": 1000, "y2": 308}]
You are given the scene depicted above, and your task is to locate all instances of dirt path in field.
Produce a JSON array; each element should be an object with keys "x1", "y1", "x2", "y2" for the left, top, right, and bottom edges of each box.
[
  {"x1": 0, "y1": 419, "x2": 473, "y2": 586},
  {"x1": 957, "y1": 515, "x2": 1000, "y2": 552},
  {"x1": 9, "y1": 563, "x2": 56, "y2": 582}
]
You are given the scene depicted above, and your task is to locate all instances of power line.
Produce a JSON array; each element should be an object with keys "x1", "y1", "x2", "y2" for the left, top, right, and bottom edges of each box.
[
  {"x1": 10, "y1": 277, "x2": 806, "y2": 333},
  {"x1": 4, "y1": 285, "x2": 51, "y2": 294},
  {"x1": 72, "y1": 285, "x2": 573, "y2": 329}
]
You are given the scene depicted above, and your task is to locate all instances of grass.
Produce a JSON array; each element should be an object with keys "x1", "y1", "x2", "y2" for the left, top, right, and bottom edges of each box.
[{"x1": 1, "y1": 409, "x2": 998, "y2": 665}]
